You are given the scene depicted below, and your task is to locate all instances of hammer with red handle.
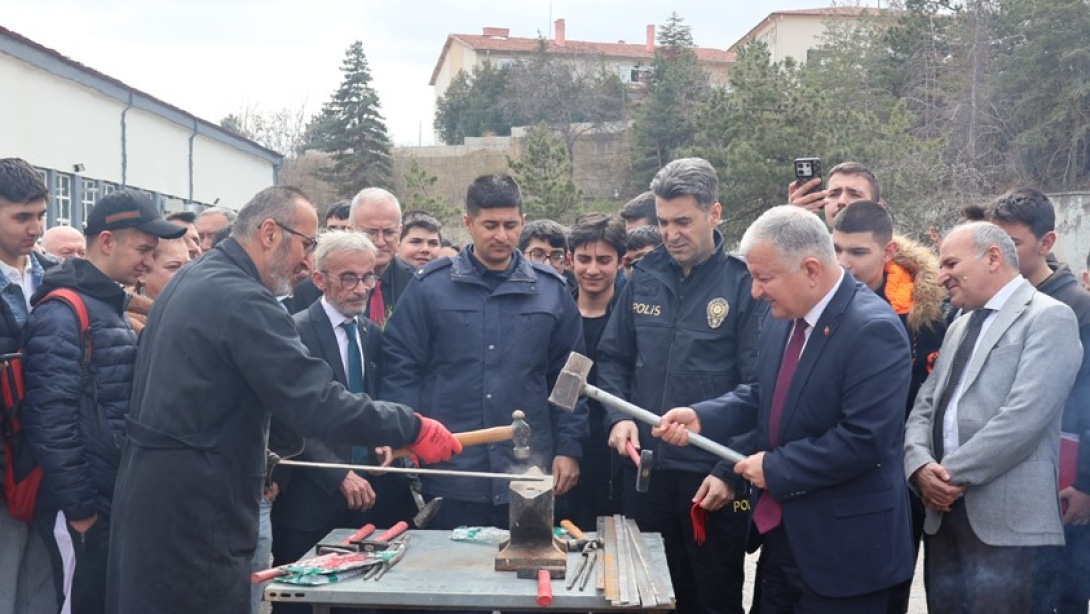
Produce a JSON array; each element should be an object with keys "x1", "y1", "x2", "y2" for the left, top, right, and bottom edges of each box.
[
  {"x1": 624, "y1": 440, "x2": 653, "y2": 493},
  {"x1": 250, "y1": 522, "x2": 379, "y2": 584},
  {"x1": 250, "y1": 522, "x2": 409, "y2": 584}
]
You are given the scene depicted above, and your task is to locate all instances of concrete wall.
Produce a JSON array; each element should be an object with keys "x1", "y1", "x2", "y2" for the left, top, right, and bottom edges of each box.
[
  {"x1": 0, "y1": 46, "x2": 279, "y2": 215},
  {"x1": 747, "y1": 14, "x2": 862, "y2": 65},
  {"x1": 393, "y1": 124, "x2": 630, "y2": 223},
  {"x1": 1052, "y1": 192, "x2": 1090, "y2": 270}
]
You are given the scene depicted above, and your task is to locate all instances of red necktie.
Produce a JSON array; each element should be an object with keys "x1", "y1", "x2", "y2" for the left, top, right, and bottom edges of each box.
[
  {"x1": 368, "y1": 278, "x2": 386, "y2": 326},
  {"x1": 754, "y1": 318, "x2": 808, "y2": 534}
]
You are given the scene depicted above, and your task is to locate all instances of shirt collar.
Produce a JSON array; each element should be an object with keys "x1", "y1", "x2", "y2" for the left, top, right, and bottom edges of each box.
[
  {"x1": 0, "y1": 257, "x2": 29, "y2": 282},
  {"x1": 984, "y1": 274, "x2": 1025, "y2": 312},
  {"x1": 320, "y1": 296, "x2": 356, "y2": 327},
  {"x1": 801, "y1": 268, "x2": 845, "y2": 329}
]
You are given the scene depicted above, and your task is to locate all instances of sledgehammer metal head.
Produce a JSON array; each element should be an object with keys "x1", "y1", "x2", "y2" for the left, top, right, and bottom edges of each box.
[
  {"x1": 511, "y1": 410, "x2": 531, "y2": 461},
  {"x1": 549, "y1": 352, "x2": 593, "y2": 411},
  {"x1": 625, "y1": 440, "x2": 653, "y2": 493}
]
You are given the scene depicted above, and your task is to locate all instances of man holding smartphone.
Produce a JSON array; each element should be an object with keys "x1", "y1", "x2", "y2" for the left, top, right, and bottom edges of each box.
[{"x1": 789, "y1": 160, "x2": 882, "y2": 228}]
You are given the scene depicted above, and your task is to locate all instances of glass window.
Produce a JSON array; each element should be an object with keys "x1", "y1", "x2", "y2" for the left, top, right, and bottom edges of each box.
[
  {"x1": 55, "y1": 173, "x2": 72, "y2": 226},
  {"x1": 81, "y1": 179, "x2": 98, "y2": 222}
]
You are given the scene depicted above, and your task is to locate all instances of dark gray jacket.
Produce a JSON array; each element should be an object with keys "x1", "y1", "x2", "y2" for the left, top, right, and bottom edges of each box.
[{"x1": 106, "y1": 238, "x2": 421, "y2": 614}]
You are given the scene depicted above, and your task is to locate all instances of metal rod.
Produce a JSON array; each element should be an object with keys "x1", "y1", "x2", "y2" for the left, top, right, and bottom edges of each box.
[
  {"x1": 276, "y1": 460, "x2": 549, "y2": 481},
  {"x1": 583, "y1": 384, "x2": 748, "y2": 464}
]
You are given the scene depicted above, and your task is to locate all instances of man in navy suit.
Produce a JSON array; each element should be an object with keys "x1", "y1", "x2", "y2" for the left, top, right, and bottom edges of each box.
[
  {"x1": 270, "y1": 231, "x2": 414, "y2": 614},
  {"x1": 655, "y1": 205, "x2": 915, "y2": 612}
]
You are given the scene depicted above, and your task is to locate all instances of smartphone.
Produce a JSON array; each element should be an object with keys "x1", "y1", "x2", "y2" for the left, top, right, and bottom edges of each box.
[{"x1": 793, "y1": 158, "x2": 823, "y2": 193}]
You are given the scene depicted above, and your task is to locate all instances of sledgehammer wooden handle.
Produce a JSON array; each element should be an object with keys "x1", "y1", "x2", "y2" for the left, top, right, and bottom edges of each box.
[
  {"x1": 390, "y1": 425, "x2": 514, "y2": 459},
  {"x1": 560, "y1": 519, "x2": 587, "y2": 540}
]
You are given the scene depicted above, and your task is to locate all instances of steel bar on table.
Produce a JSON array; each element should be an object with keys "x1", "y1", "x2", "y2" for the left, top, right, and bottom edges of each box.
[
  {"x1": 622, "y1": 516, "x2": 641, "y2": 606},
  {"x1": 603, "y1": 516, "x2": 619, "y2": 603},
  {"x1": 595, "y1": 516, "x2": 606, "y2": 592},
  {"x1": 275, "y1": 460, "x2": 548, "y2": 481},
  {"x1": 613, "y1": 514, "x2": 632, "y2": 606},
  {"x1": 627, "y1": 519, "x2": 658, "y2": 610}
]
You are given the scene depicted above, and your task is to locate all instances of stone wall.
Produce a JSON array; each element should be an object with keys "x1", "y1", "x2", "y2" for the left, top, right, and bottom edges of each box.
[
  {"x1": 1052, "y1": 191, "x2": 1090, "y2": 270},
  {"x1": 391, "y1": 123, "x2": 632, "y2": 223}
]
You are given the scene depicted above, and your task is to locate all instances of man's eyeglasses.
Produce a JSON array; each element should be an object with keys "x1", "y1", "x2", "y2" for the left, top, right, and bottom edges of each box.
[
  {"x1": 360, "y1": 227, "x2": 401, "y2": 243},
  {"x1": 527, "y1": 248, "x2": 566, "y2": 265},
  {"x1": 275, "y1": 222, "x2": 318, "y2": 256},
  {"x1": 322, "y1": 270, "x2": 379, "y2": 291}
]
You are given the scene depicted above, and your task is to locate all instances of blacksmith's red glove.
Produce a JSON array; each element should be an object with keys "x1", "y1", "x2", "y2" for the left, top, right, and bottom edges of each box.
[{"x1": 410, "y1": 415, "x2": 462, "y2": 464}]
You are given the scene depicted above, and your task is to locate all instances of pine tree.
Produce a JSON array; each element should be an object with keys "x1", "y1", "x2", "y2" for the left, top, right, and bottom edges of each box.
[
  {"x1": 629, "y1": 13, "x2": 711, "y2": 190},
  {"x1": 508, "y1": 123, "x2": 583, "y2": 222},
  {"x1": 433, "y1": 62, "x2": 512, "y2": 144},
  {"x1": 305, "y1": 41, "x2": 393, "y2": 194},
  {"x1": 401, "y1": 157, "x2": 460, "y2": 223}
]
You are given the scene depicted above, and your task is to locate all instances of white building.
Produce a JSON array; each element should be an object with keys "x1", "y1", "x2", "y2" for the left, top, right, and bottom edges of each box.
[
  {"x1": 0, "y1": 25, "x2": 282, "y2": 228},
  {"x1": 726, "y1": 7, "x2": 879, "y2": 65}
]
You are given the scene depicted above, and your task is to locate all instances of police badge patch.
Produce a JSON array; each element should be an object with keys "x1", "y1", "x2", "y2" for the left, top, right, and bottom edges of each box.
[{"x1": 707, "y1": 297, "x2": 729, "y2": 329}]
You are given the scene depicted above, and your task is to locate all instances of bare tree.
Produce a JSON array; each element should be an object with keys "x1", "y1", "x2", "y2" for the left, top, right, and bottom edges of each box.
[{"x1": 220, "y1": 103, "x2": 309, "y2": 158}]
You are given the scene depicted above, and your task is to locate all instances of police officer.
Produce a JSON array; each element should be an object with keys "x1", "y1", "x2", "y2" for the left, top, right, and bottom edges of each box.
[{"x1": 597, "y1": 158, "x2": 767, "y2": 614}]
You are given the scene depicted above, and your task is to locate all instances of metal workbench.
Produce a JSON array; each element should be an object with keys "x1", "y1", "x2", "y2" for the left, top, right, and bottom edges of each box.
[{"x1": 265, "y1": 528, "x2": 674, "y2": 612}]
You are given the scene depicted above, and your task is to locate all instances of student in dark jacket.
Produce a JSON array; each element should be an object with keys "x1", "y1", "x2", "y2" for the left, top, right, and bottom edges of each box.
[
  {"x1": 105, "y1": 186, "x2": 461, "y2": 614},
  {"x1": 23, "y1": 190, "x2": 186, "y2": 614},
  {"x1": 831, "y1": 201, "x2": 947, "y2": 613},
  {"x1": 596, "y1": 158, "x2": 767, "y2": 614},
  {"x1": 0, "y1": 158, "x2": 58, "y2": 614},
  {"x1": 556, "y1": 213, "x2": 627, "y2": 529},
  {"x1": 382, "y1": 174, "x2": 587, "y2": 529},
  {"x1": 980, "y1": 187, "x2": 1090, "y2": 613}
]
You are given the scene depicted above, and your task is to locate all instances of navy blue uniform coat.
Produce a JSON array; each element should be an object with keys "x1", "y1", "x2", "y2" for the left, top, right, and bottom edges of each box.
[
  {"x1": 381, "y1": 249, "x2": 587, "y2": 504},
  {"x1": 693, "y1": 273, "x2": 915, "y2": 598}
]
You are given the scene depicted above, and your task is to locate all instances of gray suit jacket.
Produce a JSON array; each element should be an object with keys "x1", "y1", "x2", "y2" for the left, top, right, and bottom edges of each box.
[{"x1": 905, "y1": 278, "x2": 1082, "y2": 547}]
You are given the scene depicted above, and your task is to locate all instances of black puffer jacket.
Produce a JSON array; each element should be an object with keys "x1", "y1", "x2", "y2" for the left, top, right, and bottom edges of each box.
[
  {"x1": 23, "y1": 258, "x2": 135, "y2": 519},
  {"x1": 1038, "y1": 263, "x2": 1090, "y2": 493},
  {"x1": 596, "y1": 232, "x2": 767, "y2": 485}
]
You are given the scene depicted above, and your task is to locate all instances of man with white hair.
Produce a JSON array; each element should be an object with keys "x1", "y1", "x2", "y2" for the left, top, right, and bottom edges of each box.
[
  {"x1": 41, "y1": 225, "x2": 85, "y2": 262},
  {"x1": 286, "y1": 188, "x2": 414, "y2": 323},
  {"x1": 349, "y1": 188, "x2": 413, "y2": 326},
  {"x1": 654, "y1": 205, "x2": 916, "y2": 612}
]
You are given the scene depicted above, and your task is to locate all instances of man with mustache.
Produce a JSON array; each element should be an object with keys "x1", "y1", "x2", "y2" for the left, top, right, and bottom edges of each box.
[{"x1": 21, "y1": 190, "x2": 186, "y2": 614}]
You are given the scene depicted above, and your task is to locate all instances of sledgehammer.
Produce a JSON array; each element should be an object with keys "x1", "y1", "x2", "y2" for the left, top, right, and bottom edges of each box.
[
  {"x1": 389, "y1": 410, "x2": 531, "y2": 461},
  {"x1": 549, "y1": 352, "x2": 747, "y2": 465}
]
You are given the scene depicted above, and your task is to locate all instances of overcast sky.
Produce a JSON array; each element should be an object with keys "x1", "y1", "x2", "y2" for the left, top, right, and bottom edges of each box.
[{"x1": 3, "y1": 0, "x2": 877, "y2": 146}]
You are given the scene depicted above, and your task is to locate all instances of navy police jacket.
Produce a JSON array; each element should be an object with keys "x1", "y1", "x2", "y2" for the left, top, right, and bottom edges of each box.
[
  {"x1": 596, "y1": 231, "x2": 766, "y2": 486},
  {"x1": 381, "y1": 247, "x2": 588, "y2": 504}
]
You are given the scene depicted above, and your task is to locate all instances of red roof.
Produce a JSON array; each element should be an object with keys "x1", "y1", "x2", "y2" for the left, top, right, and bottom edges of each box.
[{"x1": 430, "y1": 33, "x2": 734, "y2": 86}]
